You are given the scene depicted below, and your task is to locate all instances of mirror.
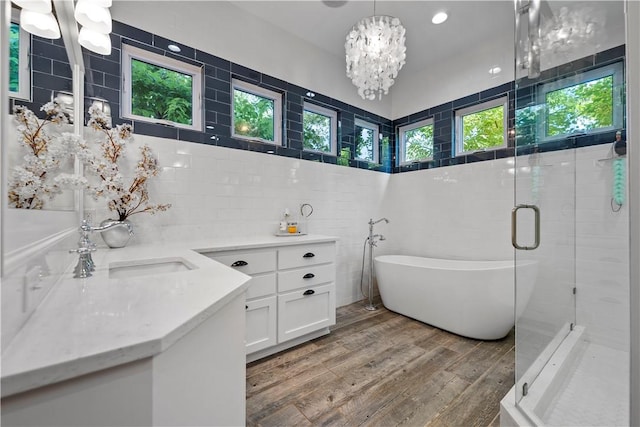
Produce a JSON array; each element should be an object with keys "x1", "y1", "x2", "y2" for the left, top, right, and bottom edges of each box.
[
  {"x1": 2, "y1": 2, "x2": 82, "y2": 263},
  {"x1": 6, "y1": 102, "x2": 78, "y2": 211},
  {"x1": 6, "y1": 7, "x2": 77, "y2": 211}
]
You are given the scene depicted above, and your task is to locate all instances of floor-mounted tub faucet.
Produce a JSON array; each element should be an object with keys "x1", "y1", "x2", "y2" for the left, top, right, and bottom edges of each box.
[
  {"x1": 69, "y1": 219, "x2": 134, "y2": 278},
  {"x1": 363, "y1": 218, "x2": 389, "y2": 310}
]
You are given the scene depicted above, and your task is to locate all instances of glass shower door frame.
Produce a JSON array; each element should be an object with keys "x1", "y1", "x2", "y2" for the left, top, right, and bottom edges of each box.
[{"x1": 513, "y1": 0, "x2": 577, "y2": 407}]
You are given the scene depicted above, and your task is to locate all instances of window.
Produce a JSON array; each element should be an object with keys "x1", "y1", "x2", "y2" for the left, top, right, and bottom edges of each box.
[
  {"x1": 538, "y1": 62, "x2": 623, "y2": 139},
  {"x1": 354, "y1": 118, "x2": 379, "y2": 163},
  {"x1": 455, "y1": 97, "x2": 507, "y2": 155},
  {"x1": 303, "y1": 102, "x2": 337, "y2": 154},
  {"x1": 122, "y1": 44, "x2": 203, "y2": 130},
  {"x1": 9, "y1": 13, "x2": 30, "y2": 100},
  {"x1": 398, "y1": 118, "x2": 434, "y2": 164},
  {"x1": 232, "y1": 79, "x2": 282, "y2": 145}
]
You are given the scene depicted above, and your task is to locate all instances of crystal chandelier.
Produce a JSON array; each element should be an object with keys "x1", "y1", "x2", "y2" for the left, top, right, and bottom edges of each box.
[{"x1": 345, "y1": 14, "x2": 407, "y2": 100}]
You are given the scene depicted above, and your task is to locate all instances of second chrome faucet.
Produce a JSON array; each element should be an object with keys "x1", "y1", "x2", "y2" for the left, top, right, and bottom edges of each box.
[{"x1": 70, "y1": 219, "x2": 134, "y2": 278}]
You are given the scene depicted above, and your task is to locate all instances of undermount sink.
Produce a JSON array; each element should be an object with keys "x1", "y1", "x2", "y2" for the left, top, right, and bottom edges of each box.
[{"x1": 108, "y1": 257, "x2": 196, "y2": 279}]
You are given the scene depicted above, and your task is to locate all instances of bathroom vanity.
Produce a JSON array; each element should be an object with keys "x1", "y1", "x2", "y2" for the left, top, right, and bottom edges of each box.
[
  {"x1": 201, "y1": 236, "x2": 337, "y2": 362},
  {"x1": 0, "y1": 235, "x2": 337, "y2": 426}
]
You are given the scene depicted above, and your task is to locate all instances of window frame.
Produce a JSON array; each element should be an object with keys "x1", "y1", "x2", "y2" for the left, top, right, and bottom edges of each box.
[
  {"x1": 9, "y1": 9, "x2": 31, "y2": 101},
  {"x1": 121, "y1": 43, "x2": 203, "y2": 131},
  {"x1": 455, "y1": 96, "x2": 508, "y2": 156},
  {"x1": 397, "y1": 117, "x2": 435, "y2": 165},
  {"x1": 231, "y1": 79, "x2": 283, "y2": 146},
  {"x1": 302, "y1": 101, "x2": 337, "y2": 155},
  {"x1": 537, "y1": 62, "x2": 624, "y2": 141},
  {"x1": 354, "y1": 118, "x2": 379, "y2": 163}
]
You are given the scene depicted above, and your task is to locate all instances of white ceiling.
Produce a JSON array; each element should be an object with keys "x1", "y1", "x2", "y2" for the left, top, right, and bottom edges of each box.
[{"x1": 229, "y1": 1, "x2": 515, "y2": 75}]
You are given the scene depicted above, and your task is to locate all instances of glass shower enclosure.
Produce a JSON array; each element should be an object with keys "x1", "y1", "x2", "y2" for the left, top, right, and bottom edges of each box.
[{"x1": 512, "y1": 0, "x2": 629, "y2": 425}]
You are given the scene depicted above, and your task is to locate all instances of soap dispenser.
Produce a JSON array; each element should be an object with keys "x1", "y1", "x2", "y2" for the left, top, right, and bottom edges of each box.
[{"x1": 279, "y1": 209, "x2": 289, "y2": 233}]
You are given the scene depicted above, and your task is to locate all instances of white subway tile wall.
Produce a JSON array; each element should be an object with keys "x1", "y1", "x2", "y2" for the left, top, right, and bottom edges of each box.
[
  {"x1": 84, "y1": 134, "x2": 390, "y2": 307},
  {"x1": 6, "y1": 133, "x2": 628, "y2": 352},
  {"x1": 85, "y1": 136, "x2": 629, "y2": 352},
  {"x1": 383, "y1": 144, "x2": 628, "y2": 352}
]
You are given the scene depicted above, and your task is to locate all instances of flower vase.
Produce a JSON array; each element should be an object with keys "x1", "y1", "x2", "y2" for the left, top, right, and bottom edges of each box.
[{"x1": 100, "y1": 219, "x2": 133, "y2": 248}]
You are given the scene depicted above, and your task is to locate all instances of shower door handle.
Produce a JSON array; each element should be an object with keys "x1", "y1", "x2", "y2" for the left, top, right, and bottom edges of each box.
[{"x1": 511, "y1": 204, "x2": 540, "y2": 250}]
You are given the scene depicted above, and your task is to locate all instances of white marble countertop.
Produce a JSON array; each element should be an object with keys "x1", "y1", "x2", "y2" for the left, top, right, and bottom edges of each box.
[
  {"x1": 0, "y1": 235, "x2": 337, "y2": 398},
  {"x1": 187, "y1": 234, "x2": 339, "y2": 253}
]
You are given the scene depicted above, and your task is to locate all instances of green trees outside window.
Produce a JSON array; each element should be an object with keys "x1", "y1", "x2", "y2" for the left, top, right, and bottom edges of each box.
[
  {"x1": 122, "y1": 44, "x2": 201, "y2": 129},
  {"x1": 516, "y1": 66, "x2": 621, "y2": 145},
  {"x1": 303, "y1": 110, "x2": 331, "y2": 152},
  {"x1": 9, "y1": 22, "x2": 20, "y2": 93},
  {"x1": 131, "y1": 59, "x2": 193, "y2": 126},
  {"x1": 355, "y1": 125, "x2": 375, "y2": 161},
  {"x1": 516, "y1": 63, "x2": 623, "y2": 145},
  {"x1": 404, "y1": 124, "x2": 434, "y2": 162},
  {"x1": 233, "y1": 89, "x2": 275, "y2": 141},
  {"x1": 460, "y1": 104, "x2": 505, "y2": 152},
  {"x1": 546, "y1": 75, "x2": 614, "y2": 137}
]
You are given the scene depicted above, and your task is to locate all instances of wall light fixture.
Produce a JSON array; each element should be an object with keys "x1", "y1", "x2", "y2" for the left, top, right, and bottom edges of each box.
[{"x1": 12, "y1": 0, "x2": 112, "y2": 55}]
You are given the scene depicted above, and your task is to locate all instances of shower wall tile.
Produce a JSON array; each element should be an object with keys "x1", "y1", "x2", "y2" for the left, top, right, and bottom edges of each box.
[{"x1": 575, "y1": 144, "x2": 629, "y2": 351}]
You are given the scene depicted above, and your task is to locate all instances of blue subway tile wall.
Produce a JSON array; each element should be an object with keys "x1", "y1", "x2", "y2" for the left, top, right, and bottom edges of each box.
[
  {"x1": 9, "y1": 36, "x2": 73, "y2": 114},
  {"x1": 8, "y1": 18, "x2": 625, "y2": 176},
  {"x1": 391, "y1": 44, "x2": 625, "y2": 174},
  {"x1": 95, "y1": 21, "x2": 394, "y2": 172},
  {"x1": 391, "y1": 82, "x2": 516, "y2": 173}
]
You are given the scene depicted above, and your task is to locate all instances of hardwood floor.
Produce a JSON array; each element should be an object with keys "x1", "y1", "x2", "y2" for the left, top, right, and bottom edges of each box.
[{"x1": 246, "y1": 299, "x2": 515, "y2": 427}]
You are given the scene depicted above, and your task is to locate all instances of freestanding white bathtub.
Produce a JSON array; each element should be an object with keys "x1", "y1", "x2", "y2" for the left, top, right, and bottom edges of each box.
[{"x1": 374, "y1": 255, "x2": 537, "y2": 340}]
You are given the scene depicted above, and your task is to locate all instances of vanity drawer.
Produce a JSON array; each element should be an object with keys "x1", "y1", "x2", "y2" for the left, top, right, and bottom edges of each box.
[
  {"x1": 278, "y1": 243, "x2": 335, "y2": 270},
  {"x1": 206, "y1": 250, "x2": 276, "y2": 275},
  {"x1": 277, "y1": 264, "x2": 335, "y2": 293},
  {"x1": 246, "y1": 273, "x2": 276, "y2": 300}
]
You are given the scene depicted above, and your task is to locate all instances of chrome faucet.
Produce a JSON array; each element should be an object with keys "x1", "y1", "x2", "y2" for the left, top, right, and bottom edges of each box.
[
  {"x1": 364, "y1": 218, "x2": 389, "y2": 311},
  {"x1": 69, "y1": 219, "x2": 134, "y2": 278},
  {"x1": 368, "y1": 218, "x2": 389, "y2": 244},
  {"x1": 369, "y1": 217, "x2": 389, "y2": 226}
]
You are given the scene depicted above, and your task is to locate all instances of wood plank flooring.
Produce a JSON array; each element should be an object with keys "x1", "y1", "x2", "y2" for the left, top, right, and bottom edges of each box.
[{"x1": 247, "y1": 299, "x2": 515, "y2": 427}]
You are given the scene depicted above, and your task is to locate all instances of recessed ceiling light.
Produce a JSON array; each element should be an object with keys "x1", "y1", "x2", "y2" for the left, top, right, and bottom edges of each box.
[
  {"x1": 432, "y1": 11, "x2": 448, "y2": 25},
  {"x1": 321, "y1": 0, "x2": 347, "y2": 7},
  {"x1": 489, "y1": 66, "x2": 502, "y2": 75},
  {"x1": 168, "y1": 44, "x2": 181, "y2": 53}
]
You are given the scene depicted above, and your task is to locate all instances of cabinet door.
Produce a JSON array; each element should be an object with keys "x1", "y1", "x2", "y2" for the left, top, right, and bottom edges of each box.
[
  {"x1": 246, "y1": 296, "x2": 277, "y2": 354},
  {"x1": 277, "y1": 284, "x2": 335, "y2": 343}
]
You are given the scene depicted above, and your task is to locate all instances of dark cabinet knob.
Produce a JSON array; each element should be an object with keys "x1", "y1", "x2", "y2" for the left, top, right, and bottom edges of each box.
[
  {"x1": 231, "y1": 260, "x2": 248, "y2": 267},
  {"x1": 303, "y1": 252, "x2": 315, "y2": 258},
  {"x1": 303, "y1": 273, "x2": 315, "y2": 279},
  {"x1": 303, "y1": 289, "x2": 315, "y2": 296}
]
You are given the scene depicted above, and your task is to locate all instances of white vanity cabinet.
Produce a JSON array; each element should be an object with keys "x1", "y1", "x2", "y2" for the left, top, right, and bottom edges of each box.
[
  {"x1": 277, "y1": 246, "x2": 336, "y2": 343},
  {"x1": 205, "y1": 239, "x2": 336, "y2": 361},
  {"x1": 210, "y1": 249, "x2": 278, "y2": 354}
]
